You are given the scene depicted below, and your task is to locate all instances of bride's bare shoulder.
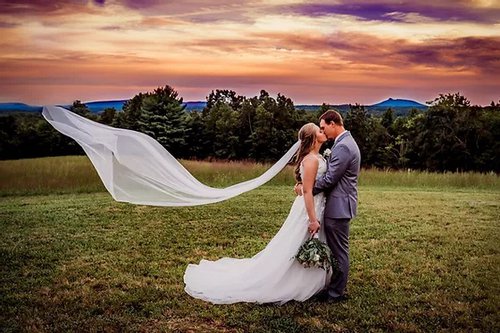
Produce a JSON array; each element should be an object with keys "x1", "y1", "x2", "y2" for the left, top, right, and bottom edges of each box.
[{"x1": 302, "y1": 153, "x2": 319, "y2": 168}]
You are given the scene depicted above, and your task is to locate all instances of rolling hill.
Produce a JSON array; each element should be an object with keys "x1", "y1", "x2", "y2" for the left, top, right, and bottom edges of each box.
[{"x1": 0, "y1": 98, "x2": 428, "y2": 115}]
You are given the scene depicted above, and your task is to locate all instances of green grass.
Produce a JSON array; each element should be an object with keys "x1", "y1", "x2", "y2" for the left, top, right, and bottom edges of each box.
[
  {"x1": 1, "y1": 184, "x2": 499, "y2": 332},
  {"x1": 1, "y1": 156, "x2": 499, "y2": 331},
  {"x1": 1, "y1": 156, "x2": 499, "y2": 196}
]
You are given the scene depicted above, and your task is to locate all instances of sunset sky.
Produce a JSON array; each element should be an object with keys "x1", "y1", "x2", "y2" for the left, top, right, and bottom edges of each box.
[{"x1": 0, "y1": 0, "x2": 499, "y2": 106}]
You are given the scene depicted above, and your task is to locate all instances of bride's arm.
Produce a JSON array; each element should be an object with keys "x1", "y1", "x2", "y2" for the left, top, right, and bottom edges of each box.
[{"x1": 302, "y1": 155, "x2": 320, "y2": 233}]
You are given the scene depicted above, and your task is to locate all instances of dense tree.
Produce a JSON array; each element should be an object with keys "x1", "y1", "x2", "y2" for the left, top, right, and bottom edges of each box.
[
  {"x1": 1, "y1": 89, "x2": 499, "y2": 173},
  {"x1": 250, "y1": 103, "x2": 276, "y2": 160},
  {"x1": 0, "y1": 115, "x2": 19, "y2": 158},
  {"x1": 238, "y1": 98, "x2": 258, "y2": 147},
  {"x1": 113, "y1": 93, "x2": 145, "y2": 130},
  {"x1": 99, "y1": 107, "x2": 116, "y2": 125},
  {"x1": 70, "y1": 100, "x2": 91, "y2": 117},
  {"x1": 477, "y1": 102, "x2": 500, "y2": 171},
  {"x1": 316, "y1": 103, "x2": 331, "y2": 119},
  {"x1": 247, "y1": 91, "x2": 303, "y2": 161},
  {"x1": 201, "y1": 89, "x2": 307, "y2": 161},
  {"x1": 412, "y1": 94, "x2": 472, "y2": 171},
  {"x1": 136, "y1": 86, "x2": 188, "y2": 158},
  {"x1": 0, "y1": 113, "x2": 82, "y2": 159},
  {"x1": 202, "y1": 90, "x2": 245, "y2": 159},
  {"x1": 206, "y1": 89, "x2": 244, "y2": 111},
  {"x1": 344, "y1": 104, "x2": 372, "y2": 166},
  {"x1": 208, "y1": 103, "x2": 240, "y2": 159},
  {"x1": 411, "y1": 93, "x2": 499, "y2": 171},
  {"x1": 184, "y1": 111, "x2": 208, "y2": 159},
  {"x1": 381, "y1": 108, "x2": 394, "y2": 129}
]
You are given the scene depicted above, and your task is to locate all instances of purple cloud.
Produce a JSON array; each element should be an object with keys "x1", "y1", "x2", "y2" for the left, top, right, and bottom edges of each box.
[
  {"x1": 121, "y1": 0, "x2": 160, "y2": 10},
  {"x1": 286, "y1": 2, "x2": 500, "y2": 24},
  {"x1": 0, "y1": 0, "x2": 97, "y2": 15},
  {"x1": 398, "y1": 37, "x2": 500, "y2": 72},
  {"x1": 292, "y1": 3, "x2": 402, "y2": 21}
]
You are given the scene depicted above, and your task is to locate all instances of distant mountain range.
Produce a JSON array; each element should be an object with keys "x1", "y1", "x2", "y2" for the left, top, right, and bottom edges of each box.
[
  {"x1": 0, "y1": 98, "x2": 428, "y2": 115},
  {"x1": 0, "y1": 102, "x2": 44, "y2": 113}
]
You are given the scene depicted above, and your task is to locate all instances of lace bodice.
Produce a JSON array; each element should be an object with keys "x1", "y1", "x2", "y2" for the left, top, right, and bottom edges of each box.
[{"x1": 299, "y1": 154, "x2": 327, "y2": 180}]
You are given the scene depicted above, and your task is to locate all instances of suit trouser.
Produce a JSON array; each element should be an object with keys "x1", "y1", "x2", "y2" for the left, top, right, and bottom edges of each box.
[{"x1": 324, "y1": 217, "x2": 350, "y2": 298}]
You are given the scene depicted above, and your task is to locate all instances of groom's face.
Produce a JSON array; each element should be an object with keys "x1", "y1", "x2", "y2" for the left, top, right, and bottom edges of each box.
[{"x1": 319, "y1": 119, "x2": 336, "y2": 140}]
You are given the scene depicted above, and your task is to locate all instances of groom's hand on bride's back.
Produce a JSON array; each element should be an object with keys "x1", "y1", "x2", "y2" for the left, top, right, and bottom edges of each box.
[{"x1": 294, "y1": 183, "x2": 303, "y2": 196}]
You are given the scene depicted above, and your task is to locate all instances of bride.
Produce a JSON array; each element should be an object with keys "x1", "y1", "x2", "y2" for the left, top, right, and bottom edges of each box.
[{"x1": 184, "y1": 123, "x2": 330, "y2": 304}]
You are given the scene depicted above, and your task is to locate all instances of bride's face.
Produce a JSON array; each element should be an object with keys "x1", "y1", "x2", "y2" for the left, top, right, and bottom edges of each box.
[{"x1": 316, "y1": 126, "x2": 327, "y2": 144}]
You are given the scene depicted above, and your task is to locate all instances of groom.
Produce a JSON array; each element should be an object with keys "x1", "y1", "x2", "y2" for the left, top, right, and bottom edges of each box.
[{"x1": 296, "y1": 109, "x2": 360, "y2": 302}]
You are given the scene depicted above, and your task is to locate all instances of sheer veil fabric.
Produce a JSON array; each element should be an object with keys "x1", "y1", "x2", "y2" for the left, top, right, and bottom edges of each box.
[{"x1": 42, "y1": 105, "x2": 300, "y2": 206}]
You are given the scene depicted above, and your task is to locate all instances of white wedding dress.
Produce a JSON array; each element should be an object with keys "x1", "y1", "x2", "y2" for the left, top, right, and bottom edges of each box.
[{"x1": 184, "y1": 155, "x2": 330, "y2": 304}]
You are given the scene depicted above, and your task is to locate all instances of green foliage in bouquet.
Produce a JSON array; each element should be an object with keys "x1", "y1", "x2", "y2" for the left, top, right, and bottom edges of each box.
[{"x1": 294, "y1": 236, "x2": 338, "y2": 272}]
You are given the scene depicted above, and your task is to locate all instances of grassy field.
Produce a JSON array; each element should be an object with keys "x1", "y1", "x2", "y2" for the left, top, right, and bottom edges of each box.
[
  {"x1": 1, "y1": 156, "x2": 499, "y2": 196},
  {"x1": 1, "y1": 156, "x2": 499, "y2": 332}
]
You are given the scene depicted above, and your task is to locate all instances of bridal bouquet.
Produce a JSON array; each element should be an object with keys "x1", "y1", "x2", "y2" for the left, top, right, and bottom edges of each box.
[{"x1": 294, "y1": 234, "x2": 337, "y2": 272}]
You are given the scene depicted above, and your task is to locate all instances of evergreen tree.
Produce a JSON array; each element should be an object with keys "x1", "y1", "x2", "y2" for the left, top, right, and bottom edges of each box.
[
  {"x1": 69, "y1": 100, "x2": 97, "y2": 120},
  {"x1": 99, "y1": 107, "x2": 116, "y2": 125},
  {"x1": 137, "y1": 85, "x2": 188, "y2": 158},
  {"x1": 114, "y1": 93, "x2": 145, "y2": 130}
]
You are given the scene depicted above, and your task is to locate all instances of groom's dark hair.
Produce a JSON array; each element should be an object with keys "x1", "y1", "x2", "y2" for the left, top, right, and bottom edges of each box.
[{"x1": 319, "y1": 109, "x2": 343, "y2": 126}]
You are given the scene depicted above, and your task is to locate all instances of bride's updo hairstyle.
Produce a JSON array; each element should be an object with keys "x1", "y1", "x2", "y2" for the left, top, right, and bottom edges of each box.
[{"x1": 294, "y1": 123, "x2": 317, "y2": 183}]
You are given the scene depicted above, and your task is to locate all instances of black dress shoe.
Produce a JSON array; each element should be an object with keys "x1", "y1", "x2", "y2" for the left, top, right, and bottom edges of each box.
[
  {"x1": 326, "y1": 294, "x2": 349, "y2": 303},
  {"x1": 312, "y1": 290, "x2": 329, "y2": 302}
]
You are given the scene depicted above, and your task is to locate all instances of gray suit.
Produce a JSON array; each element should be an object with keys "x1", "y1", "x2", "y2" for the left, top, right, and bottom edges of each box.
[{"x1": 313, "y1": 131, "x2": 360, "y2": 298}]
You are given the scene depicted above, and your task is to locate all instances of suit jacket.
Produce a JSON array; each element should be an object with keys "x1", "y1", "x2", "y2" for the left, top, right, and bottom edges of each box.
[{"x1": 313, "y1": 131, "x2": 361, "y2": 219}]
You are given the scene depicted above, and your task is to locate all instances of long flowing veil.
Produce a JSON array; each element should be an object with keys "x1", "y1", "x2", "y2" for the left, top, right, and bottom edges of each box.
[{"x1": 42, "y1": 106, "x2": 300, "y2": 206}]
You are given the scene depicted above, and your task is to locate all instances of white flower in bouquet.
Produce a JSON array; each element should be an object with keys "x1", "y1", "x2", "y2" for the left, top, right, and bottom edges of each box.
[
  {"x1": 293, "y1": 234, "x2": 337, "y2": 272},
  {"x1": 323, "y1": 148, "x2": 332, "y2": 158}
]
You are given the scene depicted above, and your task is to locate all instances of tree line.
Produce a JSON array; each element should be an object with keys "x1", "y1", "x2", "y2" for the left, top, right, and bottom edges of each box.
[{"x1": 0, "y1": 85, "x2": 498, "y2": 172}]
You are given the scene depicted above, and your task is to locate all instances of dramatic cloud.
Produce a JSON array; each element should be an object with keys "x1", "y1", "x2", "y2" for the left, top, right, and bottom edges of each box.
[
  {"x1": 0, "y1": 0, "x2": 98, "y2": 15},
  {"x1": 118, "y1": 0, "x2": 261, "y2": 23},
  {"x1": 286, "y1": 1, "x2": 500, "y2": 23},
  {"x1": 251, "y1": 31, "x2": 500, "y2": 74},
  {"x1": 0, "y1": 0, "x2": 498, "y2": 105}
]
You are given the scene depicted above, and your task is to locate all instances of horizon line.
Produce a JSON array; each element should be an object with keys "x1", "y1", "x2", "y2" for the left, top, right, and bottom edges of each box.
[{"x1": 0, "y1": 96, "x2": 435, "y2": 107}]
